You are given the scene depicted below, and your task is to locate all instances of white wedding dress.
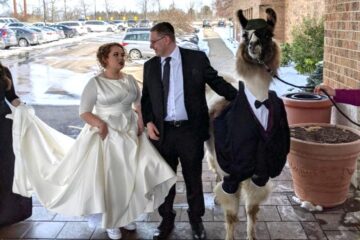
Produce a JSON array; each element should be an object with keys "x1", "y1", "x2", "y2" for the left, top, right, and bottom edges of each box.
[{"x1": 10, "y1": 73, "x2": 177, "y2": 228}]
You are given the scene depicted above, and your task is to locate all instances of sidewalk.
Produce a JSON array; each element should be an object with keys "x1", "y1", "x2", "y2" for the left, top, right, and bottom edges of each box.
[{"x1": 0, "y1": 29, "x2": 359, "y2": 240}]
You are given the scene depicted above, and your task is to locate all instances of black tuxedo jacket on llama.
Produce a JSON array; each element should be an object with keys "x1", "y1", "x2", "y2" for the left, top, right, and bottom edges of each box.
[
  {"x1": 214, "y1": 81, "x2": 290, "y2": 190},
  {"x1": 141, "y1": 47, "x2": 237, "y2": 143}
]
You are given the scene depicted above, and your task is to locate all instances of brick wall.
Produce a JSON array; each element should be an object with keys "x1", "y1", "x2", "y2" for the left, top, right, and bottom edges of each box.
[
  {"x1": 323, "y1": 0, "x2": 360, "y2": 187},
  {"x1": 323, "y1": 0, "x2": 360, "y2": 89},
  {"x1": 233, "y1": 0, "x2": 325, "y2": 43},
  {"x1": 284, "y1": 0, "x2": 325, "y2": 42}
]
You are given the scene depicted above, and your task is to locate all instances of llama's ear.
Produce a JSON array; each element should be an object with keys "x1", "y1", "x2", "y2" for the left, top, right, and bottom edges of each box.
[
  {"x1": 237, "y1": 9, "x2": 248, "y2": 29},
  {"x1": 266, "y1": 8, "x2": 277, "y2": 30}
]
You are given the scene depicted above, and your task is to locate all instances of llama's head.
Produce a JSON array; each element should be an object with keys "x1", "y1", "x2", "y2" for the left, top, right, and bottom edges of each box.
[{"x1": 237, "y1": 8, "x2": 277, "y2": 64}]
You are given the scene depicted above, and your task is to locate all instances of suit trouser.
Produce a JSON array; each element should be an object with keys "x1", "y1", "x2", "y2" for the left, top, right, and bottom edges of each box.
[{"x1": 151, "y1": 124, "x2": 205, "y2": 225}]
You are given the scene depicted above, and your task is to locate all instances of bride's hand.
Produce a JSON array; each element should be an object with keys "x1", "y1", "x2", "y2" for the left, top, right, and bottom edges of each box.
[
  {"x1": 98, "y1": 121, "x2": 108, "y2": 140},
  {"x1": 137, "y1": 118, "x2": 144, "y2": 136}
]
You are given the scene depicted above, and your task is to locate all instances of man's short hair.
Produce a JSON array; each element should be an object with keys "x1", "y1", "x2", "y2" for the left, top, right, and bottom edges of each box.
[{"x1": 151, "y1": 22, "x2": 176, "y2": 42}]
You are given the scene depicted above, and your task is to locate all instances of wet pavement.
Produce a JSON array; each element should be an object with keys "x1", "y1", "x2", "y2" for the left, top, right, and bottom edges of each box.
[{"x1": 0, "y1": 29, "x2": 360, "y2": 239}]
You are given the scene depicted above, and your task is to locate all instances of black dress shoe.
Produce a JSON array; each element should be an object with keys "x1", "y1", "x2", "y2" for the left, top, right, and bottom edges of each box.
[
  {"x1": 153, "y1": 221, "x2": 174, "y2": 240},
  {"x1": 191, "y1": 222, "x2": 206, "y2": 240}
]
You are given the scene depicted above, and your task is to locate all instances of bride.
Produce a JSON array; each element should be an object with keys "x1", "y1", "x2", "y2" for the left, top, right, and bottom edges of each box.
[{"x1": 10, "y1": 42, "x2": 177, "y2": 239}]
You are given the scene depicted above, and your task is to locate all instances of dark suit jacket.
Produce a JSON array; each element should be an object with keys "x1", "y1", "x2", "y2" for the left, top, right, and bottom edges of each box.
[
  {"x1": 141, "y1": 47, "x2": 237, "y2": 143},
  {"x1": 214, "y1": 81, "x2": 290, "y2": 189}
]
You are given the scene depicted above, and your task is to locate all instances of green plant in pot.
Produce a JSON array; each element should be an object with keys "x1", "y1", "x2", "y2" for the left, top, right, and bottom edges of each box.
[
  {"x1": 281, "y1": 16, "x2": 330, "y2": 125},
  {"x1": 288, "y1": 123, "x2": 360, "y2": 208}
]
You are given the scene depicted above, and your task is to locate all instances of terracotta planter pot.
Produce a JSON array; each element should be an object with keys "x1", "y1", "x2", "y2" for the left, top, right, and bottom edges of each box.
[
  {"x1": 282, "y1": 93, "x2": 332, "y2": 125},
  {"x1": 288, "y1": 123, "x2": 360, "y2": 208}
]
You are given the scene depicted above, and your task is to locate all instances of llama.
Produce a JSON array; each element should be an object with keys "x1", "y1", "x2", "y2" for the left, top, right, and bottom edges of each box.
[{"x1": 206, "y1": 8, "x2": 290, "y2": 240}]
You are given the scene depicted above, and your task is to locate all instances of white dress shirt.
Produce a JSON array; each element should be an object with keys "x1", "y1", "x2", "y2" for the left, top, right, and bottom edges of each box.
[
  {"x1": 161, "y1": 46, "x2": 188, "y2": 121},
  {"x1": 244, "y1": 87, "x2": 269, "y2": 130}
]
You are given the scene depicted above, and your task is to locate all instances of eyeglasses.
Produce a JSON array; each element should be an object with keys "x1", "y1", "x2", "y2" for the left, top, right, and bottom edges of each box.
[{"x1": 150, "y1": 36, "x2": 165, "y2": 45}]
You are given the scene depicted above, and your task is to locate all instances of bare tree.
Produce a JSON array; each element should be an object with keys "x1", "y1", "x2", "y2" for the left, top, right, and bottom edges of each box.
[
  {"x1": 49, "y1": 0, "x2": 57, "y2": 22},
  {"x1": 187, "y1": 0, "x2": 195, "y2": 20},
  {"x1": 169, "y1": 0, "x2": 175, "y2": 9},
  {"x1": 153, "y1": 0, "x2": 160, "y2": 13},
  {"x1": 200, "y1": 5, "x2": 212, "y2": 19},
  {"x1": 137, "y1": 0, "x2": 150, "y2": 19},
  {"x1": 93, "y1": 0, "x2": 96, "y2": 19},
  {"x1": 23, "y1": 0, "x2": 27, "y2": 16},
  {"x1": 215, "y1": 0, "x2": 233, "y2": 18},
  {"x1": 79, "y1": 0, "x2": 89, "y2": 19},
  {"x1": 42, "y1": 0, "x2": 46, "y2": 22},
  {"x1": 104, "y1": 0, "x2": 110, "y2": 20},
  {"x1": 63, "y1": 0, "x2": 67, "y2": 20},
  {"x1": 13, "y1": 0, "x2": 17, "y2": 16},
  {"x1": 66, "y1": 7, "x2": 83, "y2": 20},
  {"x1": 157, "y1": 8, "x2": 193, "y2": 33}
]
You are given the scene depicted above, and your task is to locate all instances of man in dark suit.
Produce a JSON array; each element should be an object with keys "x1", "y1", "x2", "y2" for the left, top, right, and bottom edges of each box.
[{"x1": 141, "y1": 22, "x2": 237, "y2": 240}]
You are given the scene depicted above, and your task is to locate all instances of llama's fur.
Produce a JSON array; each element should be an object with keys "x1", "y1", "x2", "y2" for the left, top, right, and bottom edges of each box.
[{"x1": 206, "y1": 8, "x2": 281, "y2": 240}]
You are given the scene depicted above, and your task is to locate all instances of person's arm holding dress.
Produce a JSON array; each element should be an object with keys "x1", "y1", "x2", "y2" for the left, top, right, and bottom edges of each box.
[
  {"x1": 131, "y1": 75, "x2": 144, "y2": 136},
  {"x1": 79, "y1": 78, "x2": 108, "y2": 140}
]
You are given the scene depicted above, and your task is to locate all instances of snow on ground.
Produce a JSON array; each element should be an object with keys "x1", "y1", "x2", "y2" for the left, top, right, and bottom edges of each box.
[
  {"x1": 0, "y1": 32, "x2": 112, "y2": 59},
  {"x1": 214, "y1": 26, "x2": 308, "y2": 96}
]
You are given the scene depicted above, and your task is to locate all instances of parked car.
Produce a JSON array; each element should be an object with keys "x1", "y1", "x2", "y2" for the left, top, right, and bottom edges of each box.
[
  {"x1": 126, "y1": 27, "x2": 151, "y2": 33},
  {"x1": 137, "y1": 19, "x2": 151, "y2": 28},
  {"x1": 178, "y1": 34, "x2": 199, "y2": 44},
  {"x1": 121, "y1": 31, "x2": 153, "y2": 59},
  {"x1": 50, "y1": 24, "x2": 77, "y2": 38},
  {"x1": 127, "y1": 20, "x2": 137, "y2": 28},
  {"x1": 28, "y1": 27, "x2": 46, "y2": 43},
  {"x1": 9, "y1": 27, "x2": 39, "y2": 47},
  {"x1": 202, "y1": 20, "x2": 211, "y2": 28},
  {"x1": 44, "y1": 26, "x2": 65, "y2": 39},
  {"x1": 217, "y1": 20, "x2": 226, "y2": 27},
  {"x1": 32, "y1": 22, "x2": 51, "y2": 27},
  {"x1": 0, "y1": 28, "x2": 17, "y2": 49},
  {"x1": 84, "y1": 20, "x2": 116, "y2": 32},
  {"x1": 176, "y1": 39, "x2": 199, "y2": 51},
  {"x1": 0, "y1": 17, "x2": 19, "y2": 23},
  {"x1": 0, "y1": 17, "x2": 19, "y2": 27},
  {"x1": 121, "y1": 31, "x2": 200, "y2": 60},
  {"x1": 0, "y1": 38, "x2": 4, "y2": 49},
  {"x1": 5, "y1": 22, "x2": 29, "y2": 28},
  {"x1": 58, "y1": 21, "x2": 87, "y2": 35},
  {"x1": 111, "y1": 20, "x2": 128, "y2": 31}
]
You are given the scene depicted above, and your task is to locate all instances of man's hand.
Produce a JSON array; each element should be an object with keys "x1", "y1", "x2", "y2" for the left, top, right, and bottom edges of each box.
[
  {"x1": 137, "y1": 118, "x2": 144, "y2": 136},
  {"x1": 146, "y1": 122, "x2": 160, "y2": 140}
]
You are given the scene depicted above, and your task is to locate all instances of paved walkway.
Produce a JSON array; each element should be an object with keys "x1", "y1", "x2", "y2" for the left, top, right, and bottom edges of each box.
[{"x1": 0, "y1": 29, "x2": 360, "y2": 240}]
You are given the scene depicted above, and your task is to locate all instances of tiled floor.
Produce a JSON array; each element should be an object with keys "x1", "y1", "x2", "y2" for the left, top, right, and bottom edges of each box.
[{"x1": 0, "y1": 163, "x2": 359, "y2": 239}]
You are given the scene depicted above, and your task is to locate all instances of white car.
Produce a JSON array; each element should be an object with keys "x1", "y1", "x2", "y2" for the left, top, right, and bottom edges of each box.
[
  {"x1": 111, "y1": 20, "x2": 128, "y2": 31},
  {"x1": 58, "y1": 21, "x2": 87, "y2": 35},
  {"x1": 121, "y1": 31, "x2": 199, "y2": 60},
  {"x1": 84, "y1": 20, "x2": 116, "y2": 32},
  {"x1": 0, "y1": 17, "x2": 19, "y2": 27}
]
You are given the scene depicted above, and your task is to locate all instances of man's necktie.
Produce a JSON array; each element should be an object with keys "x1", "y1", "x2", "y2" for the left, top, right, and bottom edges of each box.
[
  {"x1": 255, "y1": 99, "x2": 270, "y2": 109},
  {"x1": 162, "y1": 57, "x2": 171, "y2": 116}
]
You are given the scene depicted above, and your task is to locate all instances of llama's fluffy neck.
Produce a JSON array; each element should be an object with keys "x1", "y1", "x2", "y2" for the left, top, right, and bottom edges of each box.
[{"x1": 243, "y1": 74, "x2": 272, "y2": 101}]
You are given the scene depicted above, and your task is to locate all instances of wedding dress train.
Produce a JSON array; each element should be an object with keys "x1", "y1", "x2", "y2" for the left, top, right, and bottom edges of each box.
[{"x1": 9, "y1": 74, "x2": 177, "y2": 228}]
